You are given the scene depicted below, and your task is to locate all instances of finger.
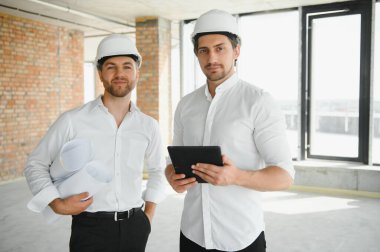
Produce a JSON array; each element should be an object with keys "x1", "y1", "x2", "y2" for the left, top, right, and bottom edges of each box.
[
  {"x1": 76, "y1": 192, "x2": 90, "y2": 200},
  {"x1": 81, "y1": 197, "x2": 93, "y2": 207},
  {"x1": 222, "y1": 155, "x2": 231, "y2": 166},
  {"x1": 196, "y1": 163, "x2": 221, "y2": 172},
  {"x1": 171, "y1": 173, "x2": 187, "y2": 180},
  {"x1": 175, "y1": 180, "x2": 198, "y2": 192},
  {"x1": 192, "y1": 164, "x2": 217, "y2": 176},
  {"x1": 192, "y1": 170, "x2": 214, "y2": 184},
  {"x1": 174, "y1": 177, "x2": 197, "y2": 186},
  {"x1": 195, "y1": 163, "x2": 217, "y2": 169},
  {"x1": 81, "y1": 196, "x2": 93, "y2": 203},
  {"x1": 181, "y1": 181, "x2": 198, "y2": 190}
]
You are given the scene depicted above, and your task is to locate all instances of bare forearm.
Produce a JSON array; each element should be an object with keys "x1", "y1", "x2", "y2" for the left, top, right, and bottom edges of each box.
[
  {"x1": 144, "y1": 201, "x2": 156, "y2": 222},
  {"x1": 49, "y1": 192, "x2": 93, "y2": 215},
  {"x1": 235, "y1": 166, "x2": 293, "y2": 191}
]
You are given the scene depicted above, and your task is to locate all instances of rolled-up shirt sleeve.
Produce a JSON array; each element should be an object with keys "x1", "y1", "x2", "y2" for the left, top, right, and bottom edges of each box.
[
  {"x1": 142, "y1": 120, "x2": 168, "y2": 204},
  {"x1": 253, "y1": 93, "x2": 295, "y2": 178},
  {"x1": 24, "y1": 112, "x2": 72, "y2": 212}
]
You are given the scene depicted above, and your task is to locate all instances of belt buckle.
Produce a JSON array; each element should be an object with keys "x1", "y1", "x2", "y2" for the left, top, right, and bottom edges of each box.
[
  {"x1": 114, "y1": 210, "x2": 129, "y2": 221},
  {"x1": 114, "y1": 212, "x2": 125, "y2": 221}
]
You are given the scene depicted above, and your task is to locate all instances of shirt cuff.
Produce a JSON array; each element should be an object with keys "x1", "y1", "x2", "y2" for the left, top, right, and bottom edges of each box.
[
  {"x1": 27, "y1": 185, "x2": 60, "y2": 213},
  {"x1": 143, "y1": 187, "x2": 168, "y2": 204},
  {"x1": 276, "y1": 161, "x2": 295, "y2": 179}
]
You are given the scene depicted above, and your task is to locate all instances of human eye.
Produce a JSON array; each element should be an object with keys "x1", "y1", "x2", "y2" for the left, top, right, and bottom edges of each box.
[
  {"x1": 216, "y1": 46, "x2": 224, "y2": 52},
  {"x1": 198, "y1": 48, "x2": 208, "y2": 55},
  {"x1": 105, "y1": 65, "x2": 115, "y2": 70}
]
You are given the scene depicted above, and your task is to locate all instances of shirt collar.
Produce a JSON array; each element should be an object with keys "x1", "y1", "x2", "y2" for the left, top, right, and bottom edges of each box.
[
  {"x1": 204, "y1": 73, "x2": 239, "y2": 101},
  {"x1": 129, "y1": 101, "x2": 139, "y2": 112},
  {"x1": 91, "y1": 95, "x2": 139, "y2": 113},
  {"x1": 90, "y1": 95, "x2": 104, "y2": 111}
]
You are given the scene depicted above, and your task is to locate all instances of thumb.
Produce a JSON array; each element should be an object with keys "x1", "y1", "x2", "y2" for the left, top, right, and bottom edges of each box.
[
  {"x1": 222, "y1": 154, "x2": 232, "y2": 166},
  {"x1": 76, "y1": 191, "x2": 90, "y2": 200}
]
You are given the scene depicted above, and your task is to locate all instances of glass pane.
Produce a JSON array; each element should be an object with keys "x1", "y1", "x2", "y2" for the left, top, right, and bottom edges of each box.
[
  {"x1": 309, "y1": 14, "x2": 361, "y2": 158},
  {"x1": 239, "y1": 11, "x2": 299, "y2": 158},
  {"x1": 373, "y1": 3, "x2": 380, "y2": 164}
]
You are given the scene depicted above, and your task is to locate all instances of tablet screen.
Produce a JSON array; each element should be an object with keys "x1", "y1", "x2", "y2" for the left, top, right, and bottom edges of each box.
[{"x1": 167, "y1": 146, "x2": 223, "y2": 183}]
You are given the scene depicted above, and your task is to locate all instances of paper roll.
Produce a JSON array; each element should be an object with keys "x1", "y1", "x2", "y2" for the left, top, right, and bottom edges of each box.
[
  {"x1": 50, "y1": 139, "x2": 93, "y2": 182},
  {"x1": 43, "y1": 160, "x2": 114, "y2": 223},
  {"x1": 28, "y1": 138, "x2": 115, "y2": 224},
  {"x1": 57, "y1": 160, "x2": 113, "y2": 199}
]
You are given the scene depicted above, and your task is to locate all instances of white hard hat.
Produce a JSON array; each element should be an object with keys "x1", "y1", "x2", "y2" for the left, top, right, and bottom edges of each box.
[
  {"x1": 191, "y1": 9, "x2": 240, "y2": 43},
  {"x1": 95, "y1": 34, "x2": 142, "y2": 68}
]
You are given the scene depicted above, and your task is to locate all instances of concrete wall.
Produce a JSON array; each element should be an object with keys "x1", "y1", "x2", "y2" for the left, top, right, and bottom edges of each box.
[{"x1": 294, "y1": 161, "x2": 380, "y2": 193}]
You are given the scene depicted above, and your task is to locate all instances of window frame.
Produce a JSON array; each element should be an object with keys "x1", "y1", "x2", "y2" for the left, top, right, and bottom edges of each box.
[{"x1": 301, "y1": 1, "x2": 372, "y2": 163}]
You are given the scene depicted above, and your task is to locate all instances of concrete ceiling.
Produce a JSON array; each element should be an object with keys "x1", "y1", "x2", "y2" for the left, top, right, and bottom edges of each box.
[{"x1": 0, "y1": 0, "x2": 349, "y2": 37}]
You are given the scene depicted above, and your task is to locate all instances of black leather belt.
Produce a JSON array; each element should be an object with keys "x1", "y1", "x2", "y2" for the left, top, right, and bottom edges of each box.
[{"x1": 75, "y1": 206, "x2": 142, "y2": 221}]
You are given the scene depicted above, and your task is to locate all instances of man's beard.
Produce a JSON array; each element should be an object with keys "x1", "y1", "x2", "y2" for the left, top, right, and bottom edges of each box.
[
  {"x1": 205, "y1": 71, "x2": 226, "y2": 82},
  {"x1": 104, "y1": 79, "x2": 135, "y2": 97},
  {"x1": 204, "y1": 63, "x2": 234, "y2": 82}
]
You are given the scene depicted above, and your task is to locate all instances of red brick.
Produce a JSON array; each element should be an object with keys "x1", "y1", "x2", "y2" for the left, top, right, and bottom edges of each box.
[{"x1": 0, "y1": 12, "x2": 84, "y2": 182}]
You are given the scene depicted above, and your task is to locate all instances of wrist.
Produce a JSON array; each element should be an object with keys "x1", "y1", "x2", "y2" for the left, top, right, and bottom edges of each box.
[
  {"x1": 49, "y1": 198, "x2": 64, "y2": 213},
  {"x1": 234, "y1": 169, "x2": 253, "y2": 187},
  {"x1": 234, "y1": 169, "x2": 244, "y2": 186}
]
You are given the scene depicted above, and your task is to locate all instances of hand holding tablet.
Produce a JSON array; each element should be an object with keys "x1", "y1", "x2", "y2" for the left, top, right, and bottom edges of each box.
[{"x1": 167, "y1": 146, "x2": 223, "y2": 183}]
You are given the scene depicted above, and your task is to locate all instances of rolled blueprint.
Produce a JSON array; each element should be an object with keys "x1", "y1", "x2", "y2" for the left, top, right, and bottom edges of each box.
[
  {"x1": 27, "y1": 138, "x2": 113, "y2": 224},
  {"x1": 50, "y1": 138, "x2": 93, "y2": 183},
  {"x1": 57, "y1": 160, "x2": 113, "y2": 200},
  {"x1": 42, "y1": 160, "x2": 113, "y2": 223}
]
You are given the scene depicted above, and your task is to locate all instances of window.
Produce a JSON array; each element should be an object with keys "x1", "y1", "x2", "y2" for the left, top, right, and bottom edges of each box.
[
  {"x1": 308, "y1": 14, "x2": 361, "y2": 158},
  {"x1": 239, "y1": 11, "x2": 300, "y2": 158},
  {"x1": 302, "y1": 1, "x2": 372, "y2": 162}
]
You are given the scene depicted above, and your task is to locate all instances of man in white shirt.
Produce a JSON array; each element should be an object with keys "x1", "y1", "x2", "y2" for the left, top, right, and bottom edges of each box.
[
  {"x1": 165, "y1": 9, "x2": 295, "y2": 252},
  {"x1": 24, "y1": 34, "x2": 167, "y2": 252}
]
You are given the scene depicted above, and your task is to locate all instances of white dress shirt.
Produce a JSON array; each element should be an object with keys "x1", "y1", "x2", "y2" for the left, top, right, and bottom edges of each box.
[
  {"x1": 173, "y1": 73, "x2": 295, "y2": 251},
  {"x1": 24, "y1": 96, "x2": 167, "y2": 213}
]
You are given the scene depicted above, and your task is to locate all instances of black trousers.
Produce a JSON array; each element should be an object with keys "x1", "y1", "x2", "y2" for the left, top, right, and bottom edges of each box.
[
  {"x1": 70, "y1": 209, "x2": 151, "y2": 252},
  {"x1": 180, "y1": 231, "x2": 266, "y2": 252}
]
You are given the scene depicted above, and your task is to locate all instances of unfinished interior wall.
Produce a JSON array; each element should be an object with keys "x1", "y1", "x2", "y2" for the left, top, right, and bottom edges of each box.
[
  {"x1": 0, "y1": 12, "x2": 84, "y2": 182},
  {"x1": 135, "y1": 16, "x2": 172, "y2": 147}
]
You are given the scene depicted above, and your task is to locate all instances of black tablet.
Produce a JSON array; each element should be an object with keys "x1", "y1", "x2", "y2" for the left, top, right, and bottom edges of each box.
[{"x1": 167, "y1": 146, "x2": 223, "y2": 183}]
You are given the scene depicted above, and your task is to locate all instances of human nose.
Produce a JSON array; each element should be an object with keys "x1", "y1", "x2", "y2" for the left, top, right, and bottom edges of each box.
[
  {"x1": 114, "y1": 66, "x2": 125, "y2": 77},
  {"x1": 207, "y1": 50, "x2": 218, "y2": 64}
]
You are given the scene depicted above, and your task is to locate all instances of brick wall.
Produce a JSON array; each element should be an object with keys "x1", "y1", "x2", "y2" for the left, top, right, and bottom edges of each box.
[
  {"x1": 0, "y1": 12, "x2": 84, "y2": 182},
  {"x1": 136, "y1": 17, "x2": 172, "y2": 146},
  {"x1": 136, "y1": 18, "x2": 160, "y2": 119}
]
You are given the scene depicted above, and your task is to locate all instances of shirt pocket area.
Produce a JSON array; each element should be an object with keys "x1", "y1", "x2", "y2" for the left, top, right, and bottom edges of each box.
[{"x1": 125, "y1": 139, "x2": 148, "y2": 172}]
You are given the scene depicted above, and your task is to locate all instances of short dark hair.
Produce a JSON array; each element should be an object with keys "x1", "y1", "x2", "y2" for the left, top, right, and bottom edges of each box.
[
  {"x1": 96, "y1": 54, "x2": 140, "y2": 70},
  {"x1": 193, "y1": 32, "x2": 241, "y2": 55}
]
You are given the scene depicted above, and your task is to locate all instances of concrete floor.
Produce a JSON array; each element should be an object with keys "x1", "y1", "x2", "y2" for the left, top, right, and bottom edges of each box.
[{"x1": 1, "y1": 178, "x2": 380, "y2": 252}]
